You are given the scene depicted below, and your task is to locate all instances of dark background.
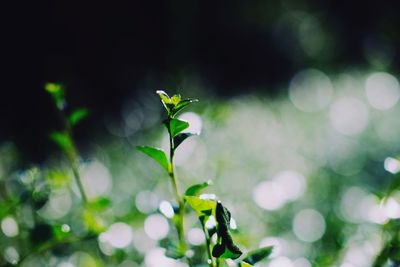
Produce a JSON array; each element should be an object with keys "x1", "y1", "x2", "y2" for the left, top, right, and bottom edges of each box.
[{"x1": 2, "y1": 0, "x2": 400, "y2": 163}]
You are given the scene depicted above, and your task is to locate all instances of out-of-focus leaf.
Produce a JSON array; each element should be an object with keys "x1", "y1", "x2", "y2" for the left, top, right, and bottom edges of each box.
[
  {"x1": 46, "y1": 169, "x2": 70, "y2": 188},
  {"x1": 243, "y1": 246, "x2": 273, "y2": 265},
  {"x1": 87, "y1": 197, "x2": 112, "y2": 211},
  {"x1": 168, "y1": 118, "x2": 189, "y2": 138},
  {"x1": 171, "y1": 98, "x2": 198, "y2": 117},
  {"x1": 185, "y1": 196, "x2": 216, "y2": 219},
  {"x1": 50, "y1": 131, "x2": 73, "y2": 153},
  {"x1": 212, "y1": 202, "x2": 243, "y2": 260},
  {"x1": 45, "y1": 82, "x2": 66, "y2": 110},
  {"x1": 160, "y1": 238, "x2": 185, "y2": 259},
  {"x1": 184, "y1": 181, "x2": 212, "y2": 197},
  {"x1": 240, "y1": 262, "x2": 253, "y2": 267},
  {"x1": 174, "y1": 132, "x2": 196, "y2": 149},
  {"x1": 53, "y1": 224, "x2": 71, "y2": 241},
  {"x1": 136, "y1": 146, "x2": 170, "y2": 173},
  {"x1": 68, "y1": 108, "x2": 89, "y2": 126},
  {"x1": 83, "y1": 209, "x2": 106, "y2": 233}
]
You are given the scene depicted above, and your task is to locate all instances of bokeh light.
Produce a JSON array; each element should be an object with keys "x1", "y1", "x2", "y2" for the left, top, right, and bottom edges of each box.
[{"x1": 292, "y1": 209, "x2": 326, "y2": 242}]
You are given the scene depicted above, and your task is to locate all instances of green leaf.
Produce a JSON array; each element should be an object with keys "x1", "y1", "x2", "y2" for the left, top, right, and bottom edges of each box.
[
  {"x1": 212, "y1": 202, "x2": 243, "y2": 260},
  {"x1": 156, "y1": 90, "x2": 171, "y2": 104},
  {"x1": 184, "y1": 181, "x2": 212, "y2": 197},
  {"x1": 240, "y1": 262, "x2": 253, "y2": 267},
  {"x1": 171, "y1": 98, "x2": 198, "y2": 117},
  {"x1": 45, "y1": 82, "x2": 66, "y2": 110},
  {"x1": 167, "y1": 118, "x2": 189, "y2": 138},
  {"x1": 50, "y1": 131, "x2": 73, "y2": 152},
  {"x1": 185, "y1": 196, "x2": 216, "y2": 219},
  {"x1": 137, "y1": 146, "x2": 170, "y2": 172},
  {"x1": 243, "y1": 246, "x2": 273, "y2": 265},
  {"x1": 156, "y1": 90, "x2": 174, "y2": 113},
  {"x1": 170, "y1": 94, "x2": 181, "y2": 105},
  {"x1": 68, "y1": 108, "x2": 89, "y2": 126},
  {"x1": 87, "y1": 197, "x2": 112, "y2": 211},
  {"x1": 174, "y1": 132, "x2": 196, "y2": 149}
]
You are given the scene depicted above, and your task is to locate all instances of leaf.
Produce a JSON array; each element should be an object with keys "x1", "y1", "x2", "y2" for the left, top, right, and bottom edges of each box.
[
  {"x1": 137, "y1": 146, "x2": 170, "y2": 172},
  {"x1": 171, "y1": 98, "x2": 198, "y2": 117},
  {"x1": 174, "y1": 132, "x2": 196, "y2": 149},
  {"x1": 170, "y1": 94, "x2": 181, "y2": 105},
  {"x1": 240, "y1": 262, "x2": 253, "y2": 267},
  {"x1": 87, "y1": 197, "x2": 112, "y2": 211},
  {"x1": 184, "y1": 181, "x2": 212, "y2": 197},
  {"x1": 168, "y1": 118, "x2": 189, "y2": 138},
  {"x1": 156, "y1": 90, "x2": 171, "y2": 104},
  {"x1": 68, "y1": 108, "x2": 89, "y2": 126},
  {"x1": 50, "y1": 131, "x2": 73, "y2": 152},
  {"x1": 243, "y1": 246, "x2": 273, "y2": 265},
  {"x1": 45, "y1": 82, "x2": 66, "y2": 110},
  {"x1": 156, "y1": 90, "x2": 174, "y2": 113},
  {"x1": 185, "y1": 196, "x2": 216, "y2": 219},
  {"x1": 212, "y1": 202, "x2": 243, "y2": 260}
]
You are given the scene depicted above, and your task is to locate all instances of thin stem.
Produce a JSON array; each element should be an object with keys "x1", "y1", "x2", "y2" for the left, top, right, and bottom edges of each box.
[
  {"x1": 201, "y1": 219, "x2": 216, "y2": 267},
  {"x1": 67, "y1": 149, "x2": 88, "y2": 204},
  {"x1": 167, "y1": 118, "x2": 187, "y2": 255},
  {"x1": 65, "y1": 119, "x2": 88, "y2": 204}
]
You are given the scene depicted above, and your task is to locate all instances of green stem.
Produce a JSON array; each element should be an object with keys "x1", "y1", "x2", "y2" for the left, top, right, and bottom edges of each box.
[
  {"x1": 167, "y1": 118, "x2": 187, "y2": 256},
  {"x1": 201, "y1": 219, "x2": 216, "y2": 267},
  {"x1": 67, "y1": 150, "x2": 88, "y2": 204},
  {"x1": 65, "y1": 120, "x2": 88, "y2": 204}
]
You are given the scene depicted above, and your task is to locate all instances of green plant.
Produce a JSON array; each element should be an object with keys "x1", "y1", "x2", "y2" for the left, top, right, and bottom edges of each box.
[
  {"x1": 45, "y1": 83, "x2": 89, "y2": 203},
  {"x1": 137, "y1": 91, "x2": 273, "y2": 267}
]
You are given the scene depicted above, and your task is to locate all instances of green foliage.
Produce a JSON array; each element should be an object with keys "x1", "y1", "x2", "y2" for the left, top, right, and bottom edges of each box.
[
  {"x1": 185, "y1": 196, "x2": 216, "y2": 220},
  {"x1": 45, "y1": 82, "x2": 65, "y2": 110},
  {"x1": 184, "y1": 181, "x2": 211, "y2": 196},
  {"x1": 68, "y1": 108, "x2": 89, "y2": 126},
  {"x1": 174, "y1": 132, "x2": 196, "y2": 149},
  {"x1": 49, "y1": 131, "x2": 73, "y2": 153},
  {"x1": 166, "y1": 118, "x2": 189, "y2": 138},
  {"x1": 156, "y1": 90, "x2": 198, "y2": 117},
  {"x1": 212, "y1": 202, "x2": 243, "y2": 260},
  {"x1": 136, "y1": 145, "x2": 170, "y2": 173},
  {"x1": 243, "y1": 246, "x2": 273, "y2": 265}
]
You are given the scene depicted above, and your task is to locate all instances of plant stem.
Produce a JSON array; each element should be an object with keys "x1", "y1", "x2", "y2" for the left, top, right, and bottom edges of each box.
[
  {"x1": 65, "y1": 121, "x2": 88, "y2": 204},
  {"x1": 201, "y1": 219, "x2": 216, "y2": 267},
  {"x1": 167, "y1": 119, "x2": 187, "y2": 255}
]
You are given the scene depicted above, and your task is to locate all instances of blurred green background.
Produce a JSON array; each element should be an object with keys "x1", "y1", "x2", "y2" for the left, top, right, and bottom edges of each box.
[{"x1": 2, "y1": 1, "x2": 400, "y2": 266}]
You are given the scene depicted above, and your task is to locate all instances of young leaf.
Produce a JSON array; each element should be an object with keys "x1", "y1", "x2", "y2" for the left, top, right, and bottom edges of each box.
[
  {"x1": 50, "y1": 131, "x2": 73, "y2": 152},
  {"x1": 185, "y1": 196, "x2": 216, "y2": 219},
  {"x1": 156, "y1": 90, "x2": 174, "y2": 113},
  {"x1": 243, "y1": 246, "x2": 273, "y2": 265},
  {"x1": 68, "y1": 108, "x2": 89, "y2": 126},
  {"x1": 168, "y1": 118, "x2": 189, "y2": 138},
  {"x1": 174, "y1": 132, "x2": 196, "y2": 149},
  {"x1": 171, "y1": 98, "x2": 198, "y2": 117},
  {"x1": 170, "y1": 94, "x2": 181, "y2": 105},
  {"x1": 45, "y1": 82, "x2": 66, "y2": 110},
  {"x1": 184, "y1": 181, "x2": 212, "y2": 197},
  {"x1": 212, "y1": 202, "x2": 243, "y2": 260},
  {"x1": 137, "y1": 146, "x2": 170, "y2": 172}
]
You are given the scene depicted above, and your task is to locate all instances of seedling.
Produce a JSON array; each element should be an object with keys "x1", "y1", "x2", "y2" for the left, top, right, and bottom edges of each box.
[{"x1": 137, "y1": 91, "x2": 273, "y2": 267}]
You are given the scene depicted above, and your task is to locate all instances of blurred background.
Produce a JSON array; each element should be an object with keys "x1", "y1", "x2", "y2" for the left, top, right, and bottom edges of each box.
[{"x1": 2, "y1": 1, "x2": 400, "y2": 266}]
